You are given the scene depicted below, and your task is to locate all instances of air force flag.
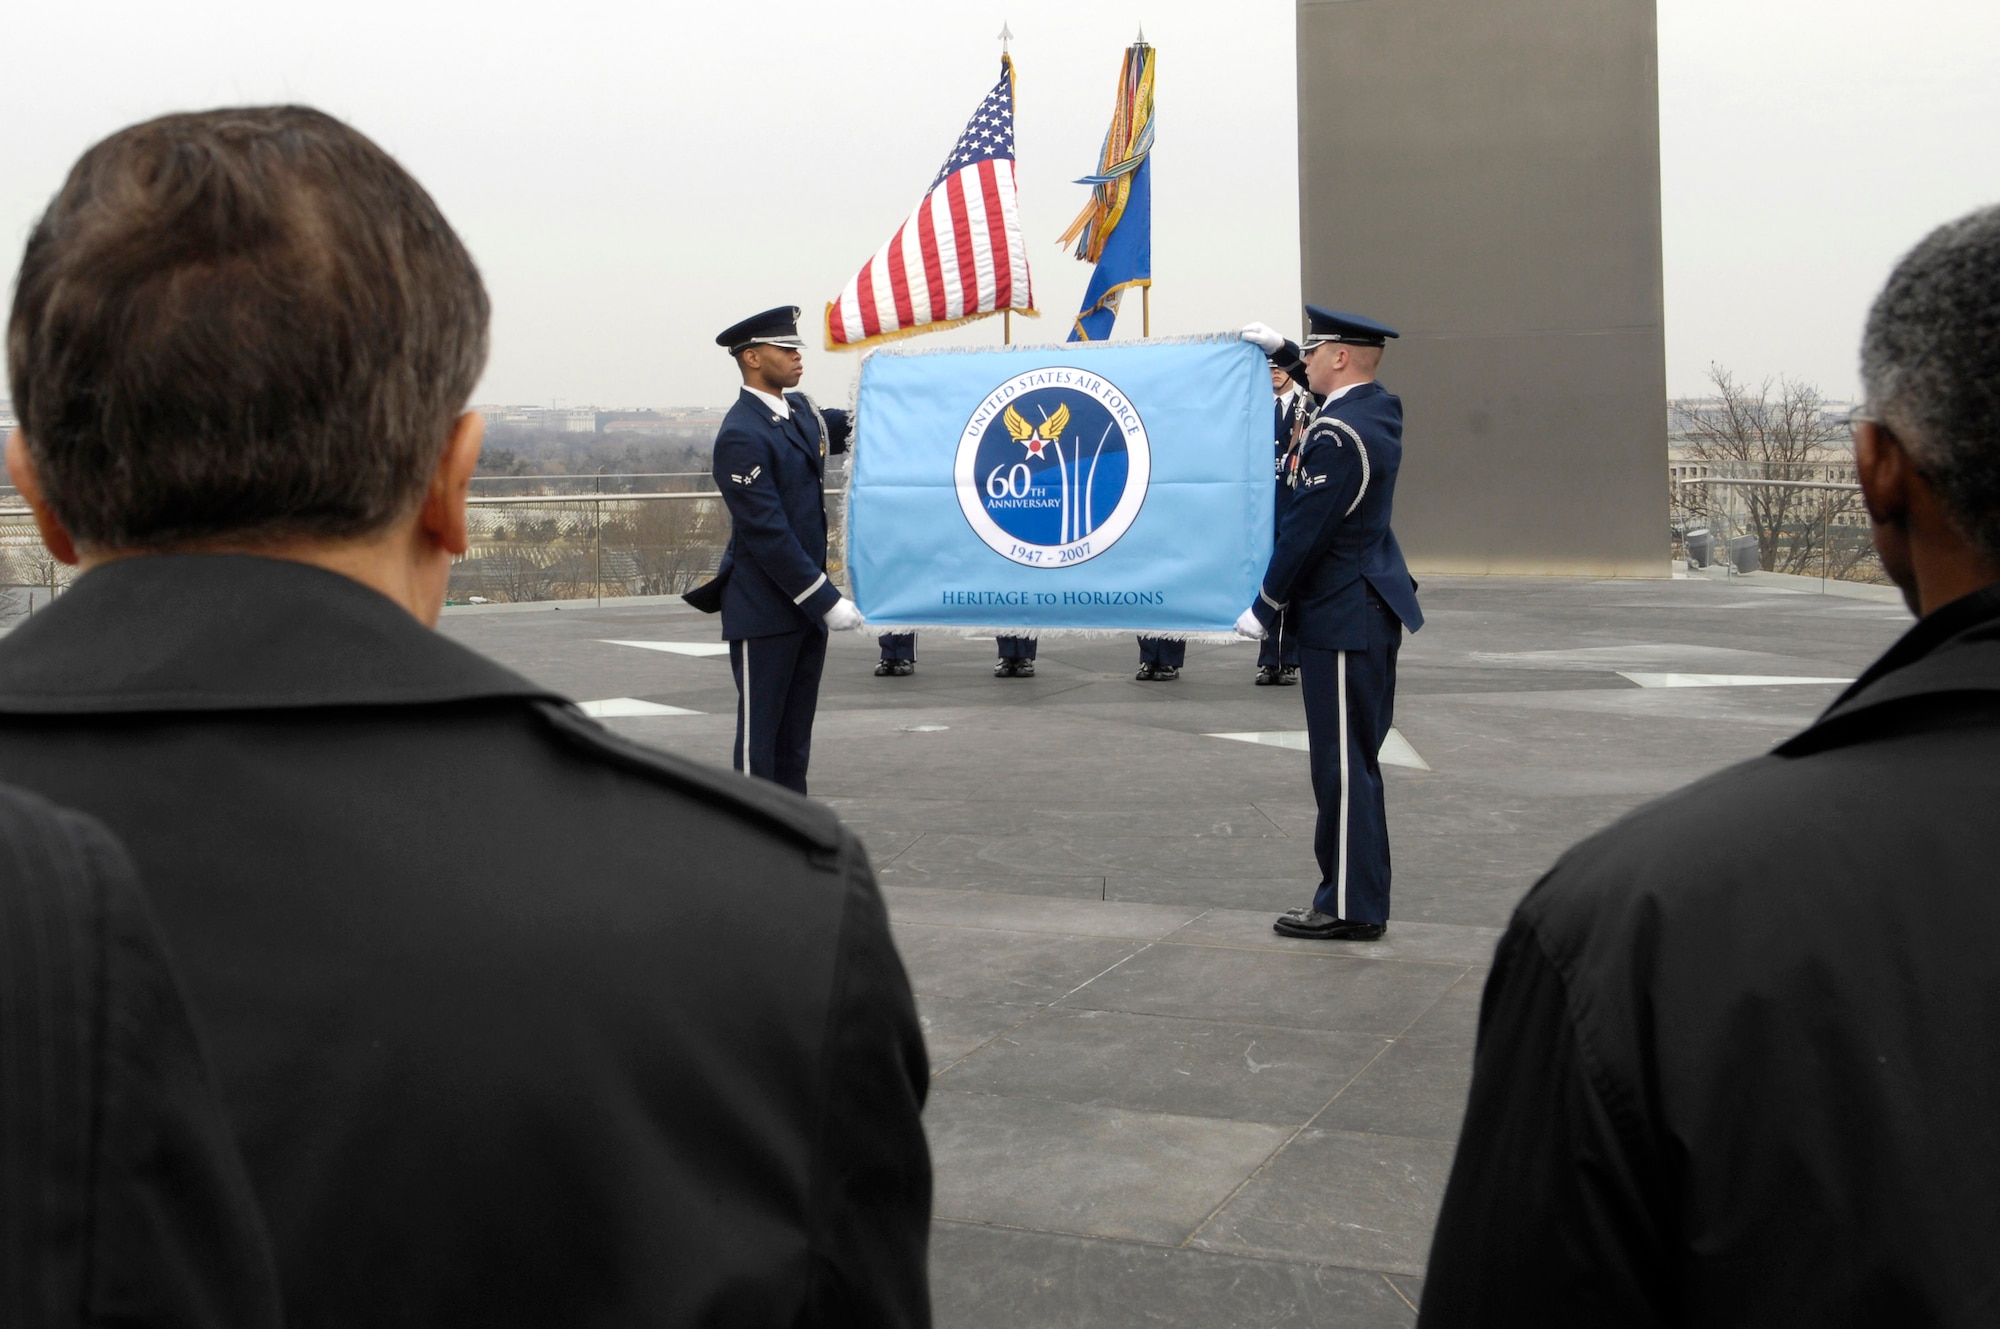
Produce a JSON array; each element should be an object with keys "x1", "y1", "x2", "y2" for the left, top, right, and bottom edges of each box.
[{"x1": 848, "y1": 337, "x2": 1271, "y2": 634}]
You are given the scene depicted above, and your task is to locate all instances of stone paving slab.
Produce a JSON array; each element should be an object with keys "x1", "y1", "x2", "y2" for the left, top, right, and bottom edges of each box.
[
  {"x1": 1059, "y1": 943, "x2": 1466, "y2": 1036},
  {"x1": 882, "y1": 885, "x2": 1201, "y2": 939},
  {"x1": 1167, "y1": 910, "x2": 1504, "y2": 966},
  {"x1": 1191, "y1": 1128, "x2": 1458, "y2": 1276},
  {"x1": 1104, "y1": 874, "x2": 1320, "y2": 911},
  {"x1": 912, "y1": 997, "x2": 1045, "y2": 1068},
  {"x1": 929, "y1": 1222, "x2": 1421, "y2": 1328},
  {"x1": 439, "y1": 574, "x2": 1913, "y2": 1323},
  {"x1": 1314, "y1": 1040, "x2": 1477, "y2": 1143},
  {"x1": 935, "y1": 1008, "x2": 1390, "y2": 1125},
  {"x1": 927, "y1": 1091, "x2": 1293, "y2": 1244},
  {"x1": 890, "y1": 923, "x2": 1142, "y2": 1007}
]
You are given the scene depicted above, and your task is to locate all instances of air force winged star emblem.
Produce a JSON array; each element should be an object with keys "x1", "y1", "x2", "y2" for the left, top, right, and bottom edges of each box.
[
  {"x1": 1002, "y1": 401, "x2": 1069, "y2": 461},
  {"x1": 730, "y1": 464, "x2": 762, "y2": 485}
]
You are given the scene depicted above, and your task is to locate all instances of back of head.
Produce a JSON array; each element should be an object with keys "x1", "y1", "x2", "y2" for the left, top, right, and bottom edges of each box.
[
  {"x1": 1861, "y1": 204, "x2": 2000, "y2": 559},
  {"x1": 6, "y1": 106, "x2": 489, "y2": 552}
]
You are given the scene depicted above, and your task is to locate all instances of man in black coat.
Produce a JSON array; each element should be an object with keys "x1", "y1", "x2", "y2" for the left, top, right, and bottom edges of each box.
[
  {"x1": 684, "y1": 306, "x2": 866, "y2": 794},
  {"x1": 0, "y1": 785, "x2": 281, "y2": 1329},
  {"x1": 1420, "y1": 205, "x2": 2000, "y2": 1325},
  {"x1": 2, "y1": 106, "x2": 930, "y2": 1328}
]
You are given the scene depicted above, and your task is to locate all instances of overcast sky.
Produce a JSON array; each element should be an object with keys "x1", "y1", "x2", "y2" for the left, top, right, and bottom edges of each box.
[{"x1": 4, "y1": 1, "x2": 1997, "y2": 409}]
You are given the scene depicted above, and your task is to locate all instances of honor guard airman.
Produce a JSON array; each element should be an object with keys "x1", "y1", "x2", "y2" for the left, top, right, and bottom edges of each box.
[
  {"x1": 994, "y1": 635, "x2": 1037, "y2": 677},
  {"x1": 684, "y1": 305, "x2": 866, "y2": 793},
  {"x1": 876, "y1": 632, "x2": 915, "y2": 676},
  {"x1": 1135, "y1": 636, "x2": 1185, "y2": 681},
  {"x1": 1237, "y1": 306, "x2": 1423, "y2": 940},
  {"x1": 1258, "y1": 358, "x2": 1311, "y2": 685}
]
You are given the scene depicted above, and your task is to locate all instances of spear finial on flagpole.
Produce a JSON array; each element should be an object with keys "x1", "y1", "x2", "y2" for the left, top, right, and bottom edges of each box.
[
  {"x1": 1136, "y1": 22, "x2": 1147, "y2": 47},
  {"x1": 999, "y1": 22, "x2": 1013, "y2": 54}
]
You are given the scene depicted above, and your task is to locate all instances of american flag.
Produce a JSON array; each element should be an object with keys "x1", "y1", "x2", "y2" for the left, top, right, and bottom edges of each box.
[{"x1": 826, "y1": 57, "x2": 1036, "y2": 350}]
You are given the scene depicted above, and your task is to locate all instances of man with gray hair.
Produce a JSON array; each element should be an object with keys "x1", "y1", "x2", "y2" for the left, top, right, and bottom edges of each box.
[{"x1": 1419, "y1": 206, "x2": 2000, "y2": 1325}]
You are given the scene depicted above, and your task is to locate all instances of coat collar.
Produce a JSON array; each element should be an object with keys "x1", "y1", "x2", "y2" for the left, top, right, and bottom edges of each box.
[
  {"x1": 0, "y1": 554, "x2": 561, "y2": 714},
  {"x1": 1778, "y1": 581, "x2": 2000, "y2": 756},
  {"x1": 1323, "y1": 380, "x2": 1383, "y2": 407},
  {"x1": 732, "y1": 388, "x2": 823, "y2": 473}
]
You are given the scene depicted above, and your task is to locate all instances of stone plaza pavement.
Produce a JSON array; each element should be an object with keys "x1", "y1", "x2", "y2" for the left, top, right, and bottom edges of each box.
[{"x1": 440, "y1": 573, "x2": 1912, "y2": 1327}]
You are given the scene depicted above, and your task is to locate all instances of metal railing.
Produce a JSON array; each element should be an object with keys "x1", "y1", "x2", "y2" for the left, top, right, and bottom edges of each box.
[
  {"x1": 454, "y1": 492, "x2": 730, "y2": 606},
  {"x1": 1671, "y1": 475, "x2": 1884, "y2": 588},
  {"x1": 452, "y1": 488, "x2": 851, "y2": 606},
  {"x1": 467, "y1": 471, "x2": 719, "y2": 496},
  {"x1": 0, "y1": 481, "x2": 863, "y2": 612},
  {"x1": 0, "y1": 505, "x2": 72, "y2": 609}
]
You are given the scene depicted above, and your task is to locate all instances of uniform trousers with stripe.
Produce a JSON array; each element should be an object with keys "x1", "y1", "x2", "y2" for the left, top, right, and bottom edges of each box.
[
  {"x1": 728, "y1": 628, "x2": 827, "y2": 795},
  {"x1": 1298, "y1": 594, "x2": 1403, "y2": 924},
  {"x1": 1256, "y1": 603, "x2": 1302, "y2": 669}
]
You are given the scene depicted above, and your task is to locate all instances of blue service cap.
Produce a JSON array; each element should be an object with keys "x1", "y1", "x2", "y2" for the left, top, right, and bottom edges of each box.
[
  {"x1": 717, "y1": 306, "x2": 806, "y2": 354},
  {"x1": 1303, "y1": 305, "x2": 1399, "y2": 348}
]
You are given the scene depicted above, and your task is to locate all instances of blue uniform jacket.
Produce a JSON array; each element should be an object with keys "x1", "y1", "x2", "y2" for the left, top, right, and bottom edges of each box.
[
  {"x1": 1252, "y1": 380, "x2": 1423, "y2": 650},
  {"x1": 685, "y1": 389, "x2": 851, "y2": 639}
]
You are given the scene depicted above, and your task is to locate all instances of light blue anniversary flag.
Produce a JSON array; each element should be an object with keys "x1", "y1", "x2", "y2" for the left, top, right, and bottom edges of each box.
[{"x1": 847, "y1": 336, "x2": 1271, "y2": 635}]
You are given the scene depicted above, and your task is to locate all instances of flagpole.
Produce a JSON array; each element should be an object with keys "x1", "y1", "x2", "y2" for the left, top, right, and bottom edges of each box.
[
  {"x1": 1003, "y1": 21, "x2": 1016, "y2": 347},
  {"x1": 1139, "y1": 25, "x2": 1150, "y2": 339}
]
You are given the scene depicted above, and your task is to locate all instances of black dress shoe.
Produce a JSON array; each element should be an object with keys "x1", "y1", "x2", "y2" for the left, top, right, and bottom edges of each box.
[
  {"x1": 893, "y1": 660, "x2": 915, "y2": 676},
  {"x1": 1014, "y1": 661, "x2": 1035, "y2": 678},
  {"x1": 1134, "y1": 662, "x2": 1156, "y2": 681},
  {"x1": 1254, "y1": 666, "x2": 1279, "y2": 686},
  {"x1": 1277, "y1": 666, "x2": 1299, "y2": 686},
  {"x1": 1152, "y1": 665, "x2": 1179, "y2": 682},
  {"x1": 993, "y1": 660, "x2": 1016, "y2": 678},
  {"x1": 874, "y1": 660, "x2": 894, "y2": 677},
  {"x1": 1272, "y1": 909, "x2": 1386, "y2": 941}
]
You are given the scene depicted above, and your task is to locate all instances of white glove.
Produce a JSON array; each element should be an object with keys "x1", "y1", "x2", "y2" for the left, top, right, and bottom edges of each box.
[
  {"x1": 823, "y1": 597, "x2": 866, "y2": 631},
  {"x1": 1240, "y1": 322, "x2": 1284, "y2": 354},
  {"x1": 1234, "y1": 607, "x2": 1267, "y2": 640}
]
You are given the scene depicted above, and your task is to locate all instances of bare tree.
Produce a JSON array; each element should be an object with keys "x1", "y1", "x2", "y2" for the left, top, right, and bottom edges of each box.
[
  {"x1": 604, "y1": 497, "x2": 727, "y2": 595},
  {"x1": 4, "y1": 546, "x2": 79, "y2": 601},
  {"x1": 1672, "y1": 365, "x2": 1867, "y2": 575}
]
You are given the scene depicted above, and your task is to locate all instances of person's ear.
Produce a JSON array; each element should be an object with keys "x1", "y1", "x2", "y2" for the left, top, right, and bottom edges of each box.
[
  {"x1": 1854, "y1": 419, "x2": 1910, "y2": 530},
  {"x1": 6, "y1": 431, "x2": 81, "y2": 566},
  {"x1": 418, "y1": 412, "x2": 485, "y2": 557}
]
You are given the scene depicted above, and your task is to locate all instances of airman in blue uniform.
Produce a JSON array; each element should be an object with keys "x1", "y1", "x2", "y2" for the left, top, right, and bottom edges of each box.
[
  {"x1": 876, "y1": 632, "x2": 915, "y2": 676},
  {"x1": 684, "y1": 306, "x2": 864, "y2": 793},
  {"x1": 994, "y1": 635, "x2": 1037, "y2": 677},
  {"x1": 1135, "y1": 636, "x2": 1185, "y2": 681},
  {"x1": 1238, "y1": 307, "x2": 1423, "y2": 940},
  {"x1": 1258, "y1": 359, "x2": 1311, "y2": 685}
]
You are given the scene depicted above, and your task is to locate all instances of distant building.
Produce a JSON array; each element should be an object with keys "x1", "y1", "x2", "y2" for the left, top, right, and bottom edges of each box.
[
  {"x1": 470, "y1": 404, "x2": 728, "y2": 440},
  {"x1": 598, "y1": 410, "x2": 667, "y2": 434},
  {"x1": 1667, "y1": 397, "x2": 1859, "y2": 487}
]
